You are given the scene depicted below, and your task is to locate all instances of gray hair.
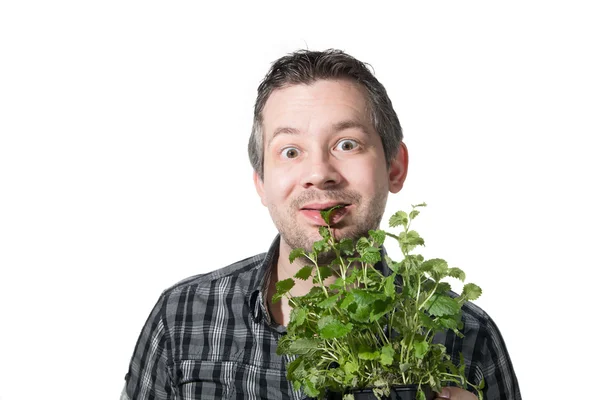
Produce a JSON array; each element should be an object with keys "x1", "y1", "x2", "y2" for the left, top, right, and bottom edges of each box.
[{"x1": 248, "y1": 49, "x2": 403, "y2": 180}]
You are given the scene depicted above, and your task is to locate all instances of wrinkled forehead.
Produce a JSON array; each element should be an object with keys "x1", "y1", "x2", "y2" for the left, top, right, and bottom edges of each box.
[{"x1": 261, "y1": 79, "x2": 373, "y2": 137}]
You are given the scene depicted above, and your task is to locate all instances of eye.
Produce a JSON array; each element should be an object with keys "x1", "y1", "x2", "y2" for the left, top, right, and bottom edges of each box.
[
  {"x1": 282, "y1": 147, "x2": 300, "y2": 159},
  {"x1": 335, "y1": 139, "x2": 359, "y2": 151}
]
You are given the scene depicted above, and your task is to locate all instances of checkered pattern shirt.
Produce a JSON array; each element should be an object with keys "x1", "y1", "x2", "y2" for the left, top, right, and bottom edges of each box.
[{"x1": 121, "y1": 235, "x2": 521, "y2": 400}]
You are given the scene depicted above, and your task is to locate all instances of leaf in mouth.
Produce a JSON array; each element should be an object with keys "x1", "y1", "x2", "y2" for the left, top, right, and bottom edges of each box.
[{"x1": 319, "y1": 204, "x2": 345, "y2": 225}]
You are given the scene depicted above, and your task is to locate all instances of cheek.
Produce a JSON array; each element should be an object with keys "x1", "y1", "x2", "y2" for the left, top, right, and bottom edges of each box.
[
  {"x1": 263, "y1": 168, "x2": 296, "y2": 205},
  {"x1": 346, "y1": 161, "x2": 389, "y2": 193}
]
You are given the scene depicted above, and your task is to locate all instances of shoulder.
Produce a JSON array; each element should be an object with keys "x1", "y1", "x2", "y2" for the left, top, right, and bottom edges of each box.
[
  {"x1": 461, "y1": 300, "x2": 493, "y2": 330},
  {"x1": 460, "y1": 301, "x2": 509, "y2": 353},
  {"x1": 454, "y1": 301, "x2": 516, "y2": 377},
  {"x1": 144, "y1": 236, "x2": 280, "y2": 329},
  {"x1": 458, "y1": 303, "x2": 522, "y2": 398},
  {"x1": 158, "y1": 252, "x2": 269, "y2": 303},
  {"x1": 438, "y1": 298, "x2": 509, "y2": 365},
  {"x1": 140, "y1": 252, "x2": 270, "y2": 341}
]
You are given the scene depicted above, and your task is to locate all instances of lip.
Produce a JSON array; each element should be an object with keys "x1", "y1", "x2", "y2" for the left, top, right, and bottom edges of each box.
[
  {"x1": 300, "y1": 201, "x2": 349, "y2": 211},
  {"x1": 299, "y1": 202, "x2": 352, "y2": 225}
]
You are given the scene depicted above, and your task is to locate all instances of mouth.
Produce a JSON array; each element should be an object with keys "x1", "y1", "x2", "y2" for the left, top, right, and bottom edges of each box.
[
  {"x1": 301, "y1": 201, "x2": 350, "y2": 211},
  {"x1": 299, "y1": 202, "x2": 352, "y2": 226}
]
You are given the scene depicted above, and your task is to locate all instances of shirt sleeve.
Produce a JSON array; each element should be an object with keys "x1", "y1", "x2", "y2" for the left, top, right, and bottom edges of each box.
[
  {"x1": 478, "y1": 317, "x2": 522, "y2": 400},
  {"x1": 120, "y1": 383, "x2": 131, "y2": 400},
  {"x1": 123, "y1": 293, "x2": 174, "y2": 400}
]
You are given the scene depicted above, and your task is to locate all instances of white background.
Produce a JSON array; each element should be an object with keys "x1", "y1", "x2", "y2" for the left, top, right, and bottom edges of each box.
[{"x1": 1, "y1": 1, "x2": 599, "y2": 399}]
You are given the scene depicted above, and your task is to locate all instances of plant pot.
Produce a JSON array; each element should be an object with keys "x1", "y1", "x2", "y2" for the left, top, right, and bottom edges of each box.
[
  {"x1": 302, "y1": 389, "x2": 344, "y2": 400},
  {"x1": 303, "y1": 385, "x2": 434, "y2": 400},
  {"x1": 351, "y1": 385, "x2": 434, "y2": 400}
]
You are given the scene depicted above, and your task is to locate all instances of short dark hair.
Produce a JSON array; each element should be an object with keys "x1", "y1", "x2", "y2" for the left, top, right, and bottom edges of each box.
[{"x1": 248, "y1": 49, "x2": 403, "y2": 180}]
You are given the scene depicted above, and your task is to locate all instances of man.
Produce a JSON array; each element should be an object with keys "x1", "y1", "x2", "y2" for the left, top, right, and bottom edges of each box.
[{"x1": 122, "y1": 49, "x2": 521, "y2": 400}]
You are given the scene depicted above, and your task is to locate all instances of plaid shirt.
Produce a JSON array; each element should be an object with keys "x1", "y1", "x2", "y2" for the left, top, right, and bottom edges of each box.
[{"x1": 122, "y1": 236, "x2": 521, "y2": 400}]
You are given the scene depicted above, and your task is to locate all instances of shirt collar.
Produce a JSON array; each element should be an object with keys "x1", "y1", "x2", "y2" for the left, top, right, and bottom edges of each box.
[{"x1": 248, "y1": 235, "x2": 280, "y2": 324}]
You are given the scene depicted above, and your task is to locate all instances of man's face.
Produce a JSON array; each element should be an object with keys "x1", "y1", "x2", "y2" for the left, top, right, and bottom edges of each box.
[{"x1": 254, "y1": 79, "x2": 407, "y2": 254}]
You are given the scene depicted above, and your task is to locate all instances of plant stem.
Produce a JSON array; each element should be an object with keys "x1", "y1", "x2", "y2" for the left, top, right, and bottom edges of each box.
[
  {"x1": 308, "y1": 255, "x2": 329, "y2": 298},
  {"x1": 385, "y1": 232, "x2": 399, "y2": 240},
  {"x1": 419, "y1": 281, "x2": 439, "y2": 310}
]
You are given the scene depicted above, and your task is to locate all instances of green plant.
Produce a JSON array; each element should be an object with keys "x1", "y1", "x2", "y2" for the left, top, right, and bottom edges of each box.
[{"x1": 274, "y1": 203, "x2": 485, "y2": 400}]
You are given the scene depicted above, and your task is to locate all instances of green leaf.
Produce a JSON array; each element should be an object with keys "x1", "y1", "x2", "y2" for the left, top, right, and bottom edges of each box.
[
  {"x1": 339, "y1": 292, "x2": 355, "y2": 310},
  {"x1": 351, "y1": 289, "x2": 379, "y2": 306},
  {"x1": 436, "y1": 282, "x2": 452, "y2": 294},
  {"x1": 369, "y1": 229, "x2": 386, "y2": 246},
  {"x1": 288, "y1": 338, "x2": 320, "y2": 354},
  {"x1": 399, "y1": 230, "x2": 425, "y2": 253},
  {"x1": 351, "y1": 305, "x2": 371, "y2": 322},
  {"x1": 437, "y1": 315, "x2": 460, "y2": 331},
  {"x1": 318, "y1": 266, "x2": 333, "y2": 280},
  {"x1": 285, "y1": 357, "x2": 305, "y2": 379},
  {"x1": 414, "y1": 340, "x2": 429, "y2": 359},
  {"x1": 398, "y1": 363, "x2": 412, "y2": 373},
  {"x1": 320, "y1": 205, "x2": 344, "y2": 225},
  {"x1": 425, "y1": 293, "x2": 461, "y2": 317},
  {"x1": 420, "y1": 258, "x2": 448, "y2": 281},
  {"x1": 317, "y1": 316, "x2": 353, "y2": 339},
  {"x1": 355, "y1": 237, "x2": 370, "y2": 253},
  {"x1": 399, "y1": 256, "x2": 419, "y2": 276},
  {"x1": 409, "y1": 209, "x2": 420, "y2": 220},
  {"x1": 358, "y1": 344, "x2": 380, "y2": 360},
  {"x1": 275, "y1": 278, "x2": 295, "y2": 292},
  {"x1": 478, "y1": 376, "x2": 486, "y2": 390},
  {"x1": 370, "y1": 299, "x2": 392, "y2": 322},
  {"x1": 418, "y1": 311, "x2": 437, "y2": 330},
  {"x1": 294, "y1": 265, "x2": 313, "y2": 280},
  {"x1": 303, "y1": 378, "x2": 319, "y2": 397},
  {"x1": 406, "y1": 230, "x2": 425, "y2": 245},
  {"x1": 289, "y1": 248, "x2": 305, "y2": 263},
  {"x1": 360, "y1": 247, "x2": 381, "y2": 264},
  {"x1": 330, "y1": 277, "x2": 346, "y2": 291},
  {"x1": 306, "y1": 286, "x2": 323, "y2": 298},
  {"x1": 448, "y1": 267, "x2": 466, "y2": 281},
  {"x1": 384, "y1": 275, "x2": 397, "y2": 297},
  {"x1": 318, "y1": 226, "x2": 331, "y2": 240},
  {"x1": 462, "y1": 283, "x2": 482, "y2": 301},
  {"x1": 290, "y1": 307, "x2": 307, "y2": 326},
  {"x1": 343, "y1": 360, "x2": 358, "y2": 375},
  {"x1": 380, "y1": 344, "x2": 394, "y2": 366},
  {"x1": 318, "y1": 293, "x2": 340, "y2": 309},
  {"x1": 313, "y1": 239, "x2": 330, "y2": 253},
  {"x1": 339, "y1": 238, "x2": 355, "y2": 256},
  {"x1": 346, "y1": 268, "x2": 360, "y2": 284},
  {"x1": 272, "y1": 278, "x2": 294, "y2": 303},
  {"x1": 389, "y1": 210, "x2": 409, "y2": 228}
]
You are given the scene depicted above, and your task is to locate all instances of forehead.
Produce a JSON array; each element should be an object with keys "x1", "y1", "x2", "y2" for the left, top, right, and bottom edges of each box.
[{"x1": 261, "y1": 79, "x2": 372, "y2": 136}]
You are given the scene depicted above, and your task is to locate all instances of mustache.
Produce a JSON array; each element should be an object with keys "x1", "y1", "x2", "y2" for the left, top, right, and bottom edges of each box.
[{"x1": 291, "y1": 189, "x2": 362, "y2": 209}]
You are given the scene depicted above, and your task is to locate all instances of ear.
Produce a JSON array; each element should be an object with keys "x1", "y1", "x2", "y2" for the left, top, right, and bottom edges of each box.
[
  {"x1": 253, "y1": 170, "x2": 268, "y2": 207},
  {"x1": 388, "y1": 142, "x2": 409, "y2": 194}
]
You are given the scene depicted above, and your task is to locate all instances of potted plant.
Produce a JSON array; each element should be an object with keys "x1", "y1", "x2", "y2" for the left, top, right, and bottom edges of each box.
[{"x1": 273, "y1": 203, "x2": 485, "y2": 400}]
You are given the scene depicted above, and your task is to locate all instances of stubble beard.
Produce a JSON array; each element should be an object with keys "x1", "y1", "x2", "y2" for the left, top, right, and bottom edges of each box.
[{"x1": 270, "y1": 189, "x2": 388, "y2": 265}]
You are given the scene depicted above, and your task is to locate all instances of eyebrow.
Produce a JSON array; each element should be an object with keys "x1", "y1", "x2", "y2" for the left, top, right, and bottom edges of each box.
[
  {"x1": 267, "y1": 120, "x2": 371, "y2": 148},
  {"x1": 332, "y1": 120, "x2": 372, "y2": 136}
]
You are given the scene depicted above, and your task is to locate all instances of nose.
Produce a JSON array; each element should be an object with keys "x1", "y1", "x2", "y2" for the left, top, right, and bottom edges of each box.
[{"x1": 300, "y1": 151, "x2": 342, "y2": 189}]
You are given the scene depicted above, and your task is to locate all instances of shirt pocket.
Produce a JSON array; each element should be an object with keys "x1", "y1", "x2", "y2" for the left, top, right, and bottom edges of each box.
[{"x1": 170, "y1": 360, "x2": 236, "y2": 400}]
